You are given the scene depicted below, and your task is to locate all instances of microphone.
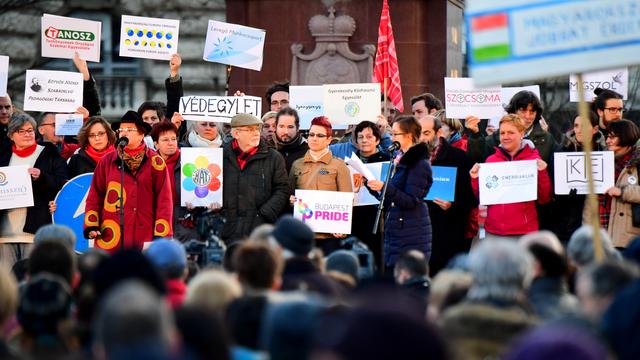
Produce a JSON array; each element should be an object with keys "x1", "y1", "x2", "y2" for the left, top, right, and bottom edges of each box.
[
  {"x1": 116, "y1": 136, "x2": 129, "y2": 147},
  {"x1": 387, "y1": 141, "x2": 401, "y2": 152}
]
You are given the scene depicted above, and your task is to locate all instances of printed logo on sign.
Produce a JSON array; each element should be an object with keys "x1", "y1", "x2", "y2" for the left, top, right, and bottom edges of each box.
[
  {"x1": 0, "y1": 172, "x2": 7, "y2": 186},
  {"x1": 485, "y1": 175, "x2": 499, "y2": 189},
  {"x1": 44, "y1": 26, "x2": 95, "y2": 41},
  {"x1": 213, "y1": 37, "x2": 233, "y2": 57},
  {"x1": 344, "y1": 102, "x2": 360, "y2": 117},
  {"x1": 124, "y1": 28, "x2": 174, "y2": 49},
  {"x1": 296, "y1": 198, "x2": 313, "y2": 222},
  {"x1": 182, "y1": 156, "x2": 221, "y2": 199}
]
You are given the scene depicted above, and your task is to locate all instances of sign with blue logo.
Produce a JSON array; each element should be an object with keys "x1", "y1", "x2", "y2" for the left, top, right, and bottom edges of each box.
[
  {"x1": 52, "y1": 173, "x2": 93, "y2": 253},
  {"x1": 425, "y1": 166, "x2": 457, "y2": 201}
]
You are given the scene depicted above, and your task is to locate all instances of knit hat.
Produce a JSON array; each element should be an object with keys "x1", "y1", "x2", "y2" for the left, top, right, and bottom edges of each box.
[
  {"x1": 17, "y1": 273, "x2": 72, "y2": 335},
  {"x1": 230, "y1": 113, "x2": 262, "y2": 128},
  {"x1": 145, "y1": 238, "x2": 187, "y2": 277},
  {"x1": 271, "y1": 216, "x2": 315, "y2": 256},
  {"x1": 326, "y1": 250, "x2": 360, "y2": 281}
]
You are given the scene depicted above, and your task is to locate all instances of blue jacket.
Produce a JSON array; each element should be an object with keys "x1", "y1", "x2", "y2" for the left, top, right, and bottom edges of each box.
[{"x1": 329, "y1": 132, "x2": 393, "y2": 159}]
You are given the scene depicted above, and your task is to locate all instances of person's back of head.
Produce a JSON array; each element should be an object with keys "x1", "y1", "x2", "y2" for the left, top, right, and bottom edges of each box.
[
  {"x1": 394, "y1": 250, "x2": 428, "y2": 284},
  {"x1": 527, "y1": 243, "x2": 569, "y2": 278},
  {"x1": 325, "y1": 250, "x2": 360, "y2": 285},
  {"x1": 145, "y1": 238, "x2": 188, "y2": 280},
  {"x1": 34, "y1": 224, "x2": 76, "y2": 251},
  {"x1": 93, "y1": 249, "x2": 166, "y2": 300},
  {"x1": 186, "y1": 269, "x2": 242, "y2": 315},
  {"x1": 568, "y1": 225, "x2": 619, "y2": 269},
  {"x1": 233, "y1": 241, "x2": 283, "y2": 292},
  {"x1": 18, "y1": 273, "x2": 72, "y2": 341},
  {"x1": 28, "y1": 240, "x2": 76, "y2": 286},
  {"x1": 225, "y1": 295, "x2": 268, "y2": 351},
  {"x1": 175, "y1": 305, "x2": 231, "y2": 360}
]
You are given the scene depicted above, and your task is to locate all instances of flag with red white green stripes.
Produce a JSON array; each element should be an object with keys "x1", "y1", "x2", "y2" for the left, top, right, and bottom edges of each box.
[{"x1": 470, "y1": 12, "x2": 511, "y2": 62}]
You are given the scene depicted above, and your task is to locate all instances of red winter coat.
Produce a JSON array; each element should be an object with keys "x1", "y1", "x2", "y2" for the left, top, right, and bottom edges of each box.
[
  {"x1": 84, "y1": 147, "x2": 173, "y2": 252},
  {"x1": 471, "y1": 144, "x2": 552, "y2": 236}
]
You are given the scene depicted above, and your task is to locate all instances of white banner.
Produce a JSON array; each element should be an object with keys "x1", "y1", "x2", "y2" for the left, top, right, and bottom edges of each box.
[
  {"x1": 180, "y1": 148, "x2": 223, "y2": 207},
  {"x1": 445, "y1": 77, "x2": 503, "y2": 119},
  {"x1": 119, "y1": 15, "x2": 179, "y2": 60},
  {"x1": 23, "y1": 70, "x2": 83, "y2": 113},
  {"x1": 569, "y1": 68, "x2": 628, "y2": 102},
  {"x1": 55, "y1": 113, "x2": 84, "y2": 136},
  {"x1": 478, "y1": 160, "x2": 538, "y2": 205},
  {"x1": 294, "y1": 190, "x2": 354, "y2": 234},
  {"x1": 0, "y1": 165, "x2": 34, "y2": 210},
  {"x1": 203, "y1": 20, "x2": 266, "y2": 71},
  {"x1": 179, "y1": 95, "x2": 261, "y2": 123},
  {"x1": 41, "y1": 14, "x2": 101, "y2": 62},
  {"x1": 322, "y1": 83, "x2": 381, "y2": 125},
  {"x1": 0, "y1": 56, "x2": 8, "y2": 97},
  {"x1": 289, "y1": 85, "x2": 324, "y2": 130},
  {"x1": 553, "y1": 151, "x2": 615, "y2": 195}
]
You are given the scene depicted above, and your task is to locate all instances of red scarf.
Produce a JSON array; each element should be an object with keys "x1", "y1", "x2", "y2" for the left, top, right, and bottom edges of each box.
[
  {"x1": 85, "y1": 145, "x2": 115, "y2": 164},
  {"x1": 164, "y1": 149, "x2": 180, "y2": 203},
  {"x1": 12, "y1": 143, "x2": 37, "y2": 158},
  {"x1": 123, "y1": 143, "x2": 146, "y2": 156},
  {"x1": 59, "y1": 142, "x2": 80, "y2": 160},
  {"x1": 232, "y1": 139, "x2": 259, "y2": 170}
]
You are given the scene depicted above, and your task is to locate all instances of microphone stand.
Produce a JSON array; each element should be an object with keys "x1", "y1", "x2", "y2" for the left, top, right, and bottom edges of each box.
[
  {"x1": 372, "y1": 154, "x2": 396, "y2": 234},
  {"x1": 117, "y1": 141, "x2": 126, "y2": 252}
]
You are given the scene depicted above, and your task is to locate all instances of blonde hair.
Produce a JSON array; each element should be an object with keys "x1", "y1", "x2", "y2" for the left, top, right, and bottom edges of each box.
[
  {"x1": 185, "y1": 269, "x2": 241, "y2": 314},
  {"x1": 499, "y1": 114, "x2": 526, "y2": 133},
  {"x1": 0, "y1": 267, "x2": 18, "y2": 327},
  {"x1": 442, "y1": 118, "x2": 463, "y2": 133}
]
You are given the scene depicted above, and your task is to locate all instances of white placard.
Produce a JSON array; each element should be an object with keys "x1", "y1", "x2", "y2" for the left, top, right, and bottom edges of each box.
[
  {"x1": 349, "y1": 162, "x2": 385, "y2": 206},
  {"x1": 203, "y1": 20, "x2": 266, "y2": 71},
  {"x1": 55, "y1": 113, "x2": 84, "y2": 136},
  {"x1": 119, "y1": 15, "x2": 179, "y2": 60},
  {"x1": 23, "y1": 70, "x2": 83, "y2": 113},
  {"x1": 569, "y1": 68, "x2": 628, "y2": 102},
  {"x1": 322, "y1": 83, "x2": 381, "y2": 125},
  {"x1": 553, "y1": 151, "x2": 615, "y2": 195},
  {"x1": 294, "y1": 190, "x2": 354, "y2": 234},
  {"x1": 41, "y1": 14, "x2": 101, "y2": 62},
  {"x1": 478, "y1": 160, "x2": 538, "y2": 206},
  {"x1": 289, "y1": 85, "x2": 324, "y2": 130},
  {"x1": 444, "y1": 77, "x2": 503, "y2": 119},
  {"x1": 344, "y1": 153, "x2": 376, "y2": 182},
  {"x1": 0, "y1": 165, "x2": 34, "y2": 210},
  {"x1": 180, "y1": 148, "x2": 223, "y2": 207},
  {"x1": 179, "y1": 95, "x2": 261, "y2": 123},
  {"x1": 0, "y1": 56, "x2": 8, "y2": 97}
]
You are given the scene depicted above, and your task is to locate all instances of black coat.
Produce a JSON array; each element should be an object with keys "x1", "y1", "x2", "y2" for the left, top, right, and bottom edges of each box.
[
  {"x1": 427, "y1": 140, "x2": 477, "y2": 275},
  {"x1": 67, "y1": 148, "x2": 97, "y2": 178},
  {"x1": 83, "y1": 77, "x2": 101, "y2": 116},
  {"x1": 0, "y1": 143, "x2": 69, "y2": 234},
  {"x1": 221, "y1": 140, "x2": 290, "y2": 242},
  {"x1": 165, "y1": 76, "x2": 185, "y2": 138}
]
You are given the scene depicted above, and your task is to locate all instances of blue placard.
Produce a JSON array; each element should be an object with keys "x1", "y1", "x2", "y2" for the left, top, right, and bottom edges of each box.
[
  {"x1": 425, "y1": 166, "x2": 457, "y2": 202},
  {"x1": 52, "y1": 173, "x2": 93, "y2": 253}
]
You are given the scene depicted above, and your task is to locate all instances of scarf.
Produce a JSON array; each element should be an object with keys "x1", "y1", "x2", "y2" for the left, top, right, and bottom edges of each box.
[
  {"x1": 121, "y1": 143, "x2": 146, "y2": 173},
  {"x1": 430, "y1": 139, "x2": 443, "y2": 162},
  {"x1": 85, "y1": 145, "x2": 114, "y2": 164},
  {"x1": 164, "y1": 149, "x2": 180, "y2": 203},
  {"x1": 598, "y1": 149, "x2": 633, "y2": 228},
  {"x1": 448, "y1": 132, "x2": 462, "y2": 145},
  {"x1": 12, "y1": 143, "x2": 37, "y2": 157},
  {"x1": 188, "y1": 130, "x2": 222, "y2": 148},
  {"x1": 232, "y1": 139, "x2": 258, "y2": 170}
]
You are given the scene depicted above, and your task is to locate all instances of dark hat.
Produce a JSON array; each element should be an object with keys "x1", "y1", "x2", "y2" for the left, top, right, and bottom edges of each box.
[
  {"x1": 272, "y1": 216, "x2": 315, "y2": 257},
  {"x1": 326, "y1": 250, "x2": 360, "y2": 281},
  {"x1": 230, "y1": 113, "x2": 262, "y2": 128},
  {"x1": 505, "y1": 326, "x2": 608, "y2": 360},
  {"x1": 17, "y1": 273, "x2": 72, "y2": 335},
  {"x1": 145, "y1": 238, "x2": 187, "y2": 276},
  {"x1": 111, "y1": 110, "x2": 152, "y2": 135}
]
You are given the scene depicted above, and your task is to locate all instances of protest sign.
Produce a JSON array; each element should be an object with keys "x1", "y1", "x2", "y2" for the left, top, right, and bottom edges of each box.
[
  {"x1": 348, "y1": 161, "x2": 385, "y2": 207},
  {"x1": 52, "y1": 173, "x2": 93, "y2": 253},
  {"x1": 444, "y1": 77, "x2": 503, "y2": 119},
  {"x1": 0, "y1": 165, "x2": 34, "y2": 210},
  {"x1": 294, "y1": 190, "x2": 354, "y2": 234},
  {"x1": 181, "y1": 148, "x2": 223, "y2": 207},
  {"x1": 478, "y1": 160, "x2": 538, "y2": 205},
  {"x1": 179, "y1": 95, "x2": 261, "y2": 123},
  {"x1": 570, "y1": 68, "x2": 628, "y2": 102},
  {"x1": 426, "y1": 166, "x2": 457, "y2": 201},
  {"x1": 55, "y1": 113, "x2": 84, "y2": 136},
  {"x1": 467, "y1": 0, "x2": 640, "y2": 85},
  {"x1": 289, "y1": 85, "x2": 324, "y2": 130},
  {"x1": 119, "y1": 15, "x2": 179, "y2": 60},
  {"x1": 554, "y1": 151, "x2": 614, "y2": 195},
  {"x1": 203, "y1": 20, "x2": 266, "y2": 71},
  {"x1": 0, "y1": 56, "x2": 8, "y2": 97},
  {"x1": 322, "y1": 83, "x2": 381, "y2": 125},
  {"x1": 41, "y1": 14, "x2": 101, "y2": 62},
  {"x1": 23, "y1": 70, "x2": 83, "y2": 113}
]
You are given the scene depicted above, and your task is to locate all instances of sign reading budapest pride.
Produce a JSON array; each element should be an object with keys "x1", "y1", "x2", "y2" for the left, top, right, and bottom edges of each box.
[
  {"x1": 553, "y1": 151, "x2": 614, "y2": 195},
  {"x1": 444, "y1": 77, "x2": 503, "y2": 119},
  {"x1": 478, "y1": 160, "x2": 538, "y2": 206},
  {"x1": 0, "y1": 56, "x2": 8, "y2": 97},
  {"x1": 119, "y1": 15, "x2": 179, "y2": 60},
  {"x1": 52, "y1": 173, "x2": 93, "y2": 253},
  {"x1": 322, "y1": 83, "x2": 381, "y2": 125},
  {"x1": 41, "y1": 14, "x2": 101, "y2": 62},
  {"x1": 294, "y1": 190, "x2": 354, "y2": 234},
  {"x1": 179, "y1": 95, "x2": 261, "y2": 123},
  {"x1": 55, "y1": 113, "x2": 84, "y2": 136},
  {"x1": 180, "y1": 148, "x2": 223, "y2": 207},
  {"x1": 569, "y1": 68, "x2": 628, "y2": 102},
  {"x1": 466, "y1": 0, "x2": 640, "y2": 85},
  {"x1": 23, "y1": 70, "x2": 83, "y2": 113},
  {"x1": 0, "y1": 165, "x2": 34, "y2": 210},
  {"x1": 203, "y1": 20, "x2": 266, "y2": 71}
]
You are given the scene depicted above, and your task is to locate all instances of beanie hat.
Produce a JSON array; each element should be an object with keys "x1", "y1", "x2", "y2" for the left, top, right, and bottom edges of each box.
[
  {"x1": 17, "y1": 273, "x2": 72, "y2": 335},
  {"x1": 326, "y1": 250, "x2": 360, "y2": 281},
  {"x1": 271, "y1": 216, "x2": 315, "y2": 257},
  {"x1": 145, "y1": 238, "x2": 187, "y2": 277}
]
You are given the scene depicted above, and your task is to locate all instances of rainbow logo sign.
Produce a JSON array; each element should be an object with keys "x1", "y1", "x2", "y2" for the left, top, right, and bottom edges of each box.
[{"x1": 182, "y1": 155, "x2": 221, "y2": 199}]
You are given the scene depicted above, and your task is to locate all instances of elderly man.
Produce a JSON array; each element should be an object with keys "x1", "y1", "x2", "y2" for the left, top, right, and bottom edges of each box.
[{"x1": 221, "y1": 114, "x2": 290, "y2": 243}]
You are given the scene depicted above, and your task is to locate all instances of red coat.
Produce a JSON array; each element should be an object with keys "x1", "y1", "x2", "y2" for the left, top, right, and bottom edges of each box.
[
  {"x1": 84, "y1": 147, "x2": 173, "y2": 252},
  {"x1": 471, "y1": 144, "x2": 552, "y2": 236}
]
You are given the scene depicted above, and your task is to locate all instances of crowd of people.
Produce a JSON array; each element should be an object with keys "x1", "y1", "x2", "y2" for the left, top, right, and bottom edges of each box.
[{"x1": 1, "y1": 50, "x2": 640, "y2": 359}]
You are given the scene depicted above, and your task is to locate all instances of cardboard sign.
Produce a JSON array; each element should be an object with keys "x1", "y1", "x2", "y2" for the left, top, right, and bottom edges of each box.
[
  {"x1": 294, "y1": 190, "x2": 354, "y2": 234},
  {"x1": 119, "y1": 15, "x2": 179, "y2": 60},
  {"x1": 570, "y1": 68, "x2": 628, "y2": 102},
  {"x1": 322, "y1": 83, "x2": 381, "y2": 125},
  {"x1": 478, "y1": 160, "x2": 538, "y2": 205},
  {"x1": 0, "y1": 56, "x2": 8, "y2": 97},
  {"x1": 52, "y1": 173, "x2": 93, "y2": 253},
  {"x1": 289, "y1": 85, "x2": 324, "y2": 130},
  {"x1": 180, "y1": 148, "x2": 223, "y2": 207},
  {"x1": 553, "y1": 151, "x2": 615, "y2": 195},
  {"x1": 179, "y1": 95, "x2": 261, "y2": 123},
  {"x1": 426, "y1": 166, "x2": 457, "y2": 202},
  {"x1": 467, "y1": 0, "x2": 640, "y2": 85},
  {"x1": 444, "y1": 77, "x2": 503, "y2": 119},
  {"x1": 55, "y1": 113, "x2": 84, "y2": 136},
  {"x1": 203, "y1": 20, "x2": 266, "y2": 71},
  {"x1": 23, "y1": 70, "x2": 83, "y2": 113},
  {"x1": 41, "y1": 14, "x2": 101, "y2": 62},
  {"x1": 0, "y1": 165, "x2": 34, "y2": 210}
]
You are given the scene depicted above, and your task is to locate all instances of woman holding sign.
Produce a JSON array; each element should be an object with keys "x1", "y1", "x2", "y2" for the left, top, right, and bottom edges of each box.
[
  {"x1": 469, "y1": 114, "x2": 552, "y2": 241},
  {"x1": 366, "y1": 116, "x2": 433, "y2": 273}
]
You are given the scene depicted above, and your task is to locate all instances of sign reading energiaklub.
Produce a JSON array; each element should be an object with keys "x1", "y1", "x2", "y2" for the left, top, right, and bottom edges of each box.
[{"x1": 41, "y1": 14, "x2": 102, "y2": 62}]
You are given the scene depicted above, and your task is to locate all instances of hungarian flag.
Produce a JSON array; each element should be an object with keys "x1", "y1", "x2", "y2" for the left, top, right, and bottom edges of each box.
[
  {"x1": 470, "y1": 12, "x2": 511, "y2": 62},
  {"x1": 373, "y1": 0, "x2": 404, "y2": 112}
]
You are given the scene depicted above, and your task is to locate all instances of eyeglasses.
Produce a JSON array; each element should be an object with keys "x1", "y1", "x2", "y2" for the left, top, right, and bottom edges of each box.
[
  {"x1": 235, "y1": 127, "x2": 262, "y2": 133},
  {"x1": 391, "y1": 132, "x2": 406, "y2": 137},
  {"x1": 88, "y1": 131, "x2": 107, "y2": 139},
  {"x1": 17, "y1": 129, "x2": 35, "y2": 136},
  {"x1": 604, "y1": 107, "x2": 624, "y2": 113},
  {"x1": 199, "y1": 122, "x2": 217, "y2": 128},
  {"x1": 308, "y1": 132, "x2": 328, "y2": 138},
  {"x1": 118, "y1": 127, "x2": 139, "y2": 133}
]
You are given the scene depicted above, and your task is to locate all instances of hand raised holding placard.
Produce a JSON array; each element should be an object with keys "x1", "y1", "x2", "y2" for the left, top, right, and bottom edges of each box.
[{"x1": 170, "y1": 53, "x2": 182, "y2": 78}]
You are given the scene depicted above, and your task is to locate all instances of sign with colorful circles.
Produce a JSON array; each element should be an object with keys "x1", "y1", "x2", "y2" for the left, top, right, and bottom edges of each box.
[
  {"x1": 119, "y1": 15, "x2": 179, "y2": 60},
  {"x1": 180, "y1": 148, "x2": 223, "y2": 207}
]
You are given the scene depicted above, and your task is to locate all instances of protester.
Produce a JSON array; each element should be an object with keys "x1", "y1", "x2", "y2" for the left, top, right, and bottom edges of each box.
[
  {"x1": 68, "y1": 116, "x2": 116, "y2": 177},
  {"x1": 0, "y1": 267, "x2": 18, "y2": 359},
  {"x1": 441, "y1": 117, "x2": 467, "y2": 151},
  {"x1": 232, "y1": 240, "x2": 283, "y2": 294},
  {"x1": 0, "y1": 95, "x2": 14, "y2": 151},
  {"x1": 329, "y1": 114, "x2": 393, "y2": 159},
  {"x1": 265, "y1": 82, "x2": 289, "y2": 112},
  {"x1": 567, "y1": 225, "x2": 619, "y2": 271},
  {"x1": 185, "y1": 269, "x2": 242, "y2": 315},
  {"x1": 182, "y1": 120, "x2": 224, "y2": 148},
  {"x1": 592, "y1": 88, "x2": 624, "y2": 131},
  {"x1": 273, "y1": 107, "x2": 308, "y2": 172},
  {"x1": 325, "y1": 249, "x2": 360, "y2": 287},
  {"x1": 394, "y1": 250, "x2": 431, "y2": 311},
  {"x1": 426, "y1": 270, "x2": 472, "y2": 323},
  {"x1": 410, "y1": 93, "x2": 443, "y2": 120},
  {"x1": 36, "y1": 112, "x2": 80, "y2": 159},
  {"x1": 145, "y1": 238, "x2": 189, "y2": 309},
  {"x1": 261, "y1": 111, "x2": 277, "y2": 146},
  {"x1": 174, "y1": 306, "x2": 231, "y2": 360}
]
